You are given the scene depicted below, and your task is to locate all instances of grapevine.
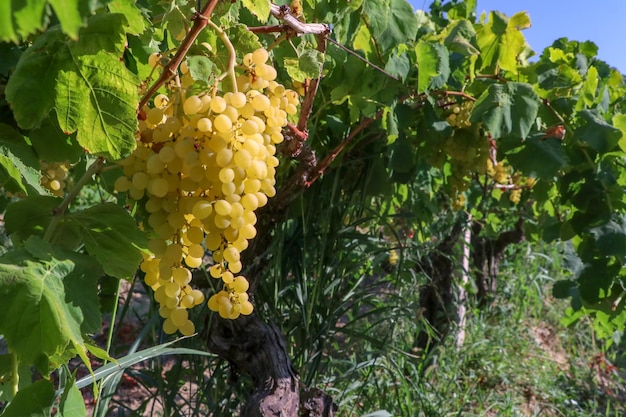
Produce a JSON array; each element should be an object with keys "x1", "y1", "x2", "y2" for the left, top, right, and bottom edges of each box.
[{"x1": 115, "y1": 45, "x2": 300, "y2": 335}]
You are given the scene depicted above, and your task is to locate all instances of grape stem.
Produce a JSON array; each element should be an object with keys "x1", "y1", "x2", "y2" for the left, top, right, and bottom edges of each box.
[
  {"x1": 138, "y1": 0, "x2": 221, "y2": 110},
  {"x1": 205, "y1": 19, "x2": 237, "y2": 92}
]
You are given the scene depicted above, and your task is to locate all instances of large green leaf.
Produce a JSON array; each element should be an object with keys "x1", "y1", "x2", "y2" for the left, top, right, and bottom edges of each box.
[
  {"x1": 415, "y1": 42, "x2": 449, "y2": 93},
  {"x1": 0, "y1": 379, "x2": 54, "y2": 417},
  {"x1": 63, "y1": 203, "x2": 147, "y2": 278},
  {"x1": 574, "y1": 110, "x2": 622, "y2": 154},
  {"x1": 476, "y1": 11, "x2": 530, "y2": 73},
  {"x1": 376, "y1": 0, "x2": 418, "y2": 52},
  {"x1": 362, "y1": 0, "x2": 390, "y2": 38},
  {"x1": 29, "y1": 113, "x2": 84, "y2": 163},
  {"x1": 5, "y1": 14, "x2": 138, "y2": 160},
  {"x1": 0, "y1": 1, "x2": 110, "y2": 43},
  {"x1": 470, "y1": 82, "x2": 540, "y2": 140},
  {"x1": 589, "y1": 215, "x2": 626, "y2": 261},
  {"x1": 4, "y1": 196, "x2": 60, "y2": 244},
  {"x1": 0, "y1": 243, "x2": 101, "y2": 374},
  {"x1": 507, "y1": 135, "x2": 569, "y2": 179}
]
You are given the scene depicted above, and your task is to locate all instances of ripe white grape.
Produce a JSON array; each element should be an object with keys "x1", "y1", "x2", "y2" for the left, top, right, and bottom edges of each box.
[{"x1": 118, "y1": 48, "x2": 298, "y2": 333}]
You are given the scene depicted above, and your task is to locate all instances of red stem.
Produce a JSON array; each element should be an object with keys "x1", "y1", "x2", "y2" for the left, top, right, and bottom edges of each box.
[{"x1": 137, "y1": 0, "x2": 220, "y2": 110}]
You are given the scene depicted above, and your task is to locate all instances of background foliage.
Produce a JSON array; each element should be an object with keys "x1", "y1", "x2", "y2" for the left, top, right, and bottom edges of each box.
[{"x1": 0, "y1": 0, "x2": 625, "y2": 415}]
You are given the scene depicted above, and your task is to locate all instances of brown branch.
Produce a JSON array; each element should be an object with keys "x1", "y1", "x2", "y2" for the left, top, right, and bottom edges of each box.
[
  {"x1": 137, "y1": 0, "x2": 220, "y2": 110},
  {"x1": 304, "y1": 109, "x2": 385, "y2": 187},
  {"x1": 297, "y1": 33, "x2": 327, "y2": 132},
  {"x1": 326, "y1": 38, "x2": 399, "y2": 82},
  {"x1": 269, "y1": 4, "x2": 330, "y2": 35}
]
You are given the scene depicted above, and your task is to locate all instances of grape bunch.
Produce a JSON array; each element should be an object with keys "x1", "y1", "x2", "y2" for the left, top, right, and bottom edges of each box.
[
  {"x1": 40, "y1": 161, "x2": 71, "y2": 197},
  {"x1": 115, "y1": 48, "x2": 299, "y2": 335},
  {"x1": 432, "y1": 101, "x2": 492, "y2": 210},
  {"x1": 446, "y1": 101, "x2": 473, "y2": 129}
]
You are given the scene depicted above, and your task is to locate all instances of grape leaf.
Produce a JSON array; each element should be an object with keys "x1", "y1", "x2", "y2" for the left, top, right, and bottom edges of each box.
[
  {"x1": 574, "y1": 110, "x2": 622, "y2": 154},
  {"x1": 415, "y1": 41, "x2": 449, "y2": 93},
  {"x1": 442, "y1": 19, "x2": 479, "y2": 56},
  {"x1": 470, "y1": 82, "x2": 540, "y2": 141},
  {"x1": 362, "y1": 0, "x2": 390, "y2": 38},
  {"x1": 0, "y1": 0, "x2": 110, "y2": 43},
  {"x1": 58, "y1": 377, "x2": 87, "y2": 417},
  {"x1": 241, "y1": 0, "x2": 270, "y2": 23},
  {"x1": 187, "y1": 55, "x2": 214, "y2": 83},
  {"x1": 284, "y1": 49, "x2": 325, "y2": 82},
  {"x1": 476, "y1": 11, "x2": 530, "y2": 73},
  {"x1": 376, "y1": 0, "x2": 418, "y2": 52},
  {"x1": 63, "y1": 203, "x2": 147, "y2": 278},
  {"x1": 63, "y1": 53, "x2": 139, "y2": 159},
  {"x1": 589, "y1": 215, "x2": 626, "y2": 261},
  {"x1": 29, "y1": 112, "x2": 84, "y2": 163},
  {"x1": 0, "y1": 124, "x2": 47, "y2": 195},
  {"x1": 107, "y1": 0, "x2": 146, "y2": 35},
  {"x1": 507, "y1": 135, "x2": 569, "y2": 179},
  {"x1": 5, "y1": 14, "x2": 138, "y2": 160},
  {"x1": 0, "y1": 245, "x2": 101, "y2": 373},
  {"x1": 0, "y1": 379, "x2": 54, "y2": 417}
]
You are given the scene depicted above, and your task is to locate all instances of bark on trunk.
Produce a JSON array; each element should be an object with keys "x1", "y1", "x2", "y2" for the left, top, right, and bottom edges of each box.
[
  {"x1": 415, "y1": 220, "x2": 464, "y2": 349},
  {"x1": 471, "y1": 218, "x2": 525, "y2": 307}
]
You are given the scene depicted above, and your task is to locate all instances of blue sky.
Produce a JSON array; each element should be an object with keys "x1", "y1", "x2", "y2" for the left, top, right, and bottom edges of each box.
[{"x1": 409, "y1": 0, "x2": 626, "y2": 73}]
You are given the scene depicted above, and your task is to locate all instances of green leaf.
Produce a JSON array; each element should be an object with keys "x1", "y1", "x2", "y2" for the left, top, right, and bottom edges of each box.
[
  {"x1": 75, "y1": 340, "x2": 216, "y2": 391},
  {"x1": 477, "y1": 11, "x2": 530, "y2": 73},
  {"x1": 574, "y1": 110, "x2": 622, "y2": 154},
  {"x1": 0, "y1": 124, "x2": 47, "y2": 195},
  {"x1": 5, "y1": 196, "x2": 60, "y2": 244},
  {"x1": 187, "y1": 55, "x2": 214, "y2": 83},
  {"x1": 284, "y1": 49, "x2": 325, "y2": 82},
  {"x1": 612, "y1": 113, "x2": 626, "y2": 152},
  {"x1": 0, "y1": 0, "x2": 46, "y2": 43},
  {"x1": 0, "y1": 379, "x2": 54, "y2": 417},
  {"x1": 579, "y1": 65, "x2": 599, "y2": 108},
  {"x1": 376, "y1": 0, "x2": 418, "y2": 52},
  {"x1": 5, "y1": 14, "x2": 138, "y2": 160},
  {"x1": 470, "y1": 82, "x2": 540, "y2": 140},
  {"x1": 389, "y1": 137, "x2": 415, "y2": 173},
  {"x1": 107, "y1": 0, "x2": 146, "y2": 35},
  {"x1": 49, "y1": 0, "x2": 90, "y2": 40},
  {"x1": 56, "y1": 51, "x2": 138, "y2": 160},
  {"x1": 415, "y1": 41, "x2": 449, "y2": 93},
  {"x1": 507, "y1": 135, "x2": 569, "y2": 179},
  {"x1": 442, "y1": 19, "x2": 479, "y2": 56},
  {"x1": 0, "y1": 246, "x2": 101, "y2": 373},
  {"x1": 58, "y1": 378, "x2": 87, "y2": 417},
  {"x1": 589, "y1": 215, "x2": 626, "y2": 260},
  {"x1": 29, "y1": 113, "x2": 84, "y2": 163},
  {"x1": 241, "y1": 0, "x2": 270, "y2": 23},
  {"x1": 63, "y1": 203, "x2": 147, "y2": 278},
  {"x1": 362, "y1": 0, "x2": 390, "y2": 38},
  {"x1": 5, "y1": 28, "x2": 67, "y2": 129}
]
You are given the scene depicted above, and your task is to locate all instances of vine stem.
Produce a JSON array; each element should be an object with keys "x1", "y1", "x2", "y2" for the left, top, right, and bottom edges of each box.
[
  {"x1": 205, "y1": 19, "x2": 237, "y2": 91},
  {"x1": 138, "y1": 0, "x2": 221, "y2": 110},
  {"x1": 43, "y1": 157, "x2": 106, "y2": 242}
]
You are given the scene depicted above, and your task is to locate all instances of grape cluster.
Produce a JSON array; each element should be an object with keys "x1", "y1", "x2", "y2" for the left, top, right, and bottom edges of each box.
[
  {"x1": 116, "y1": 48, "x2": 299, "y2": 334},
  {"x1": 433, "y1": 101, "x2": 492, "y2": 210},
  {"x1": 446, "y1": 101, "x2": 473, "y2": 128},
  {"x1": 40, "y1": 161, "x2": 71, "y2": 197}
]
